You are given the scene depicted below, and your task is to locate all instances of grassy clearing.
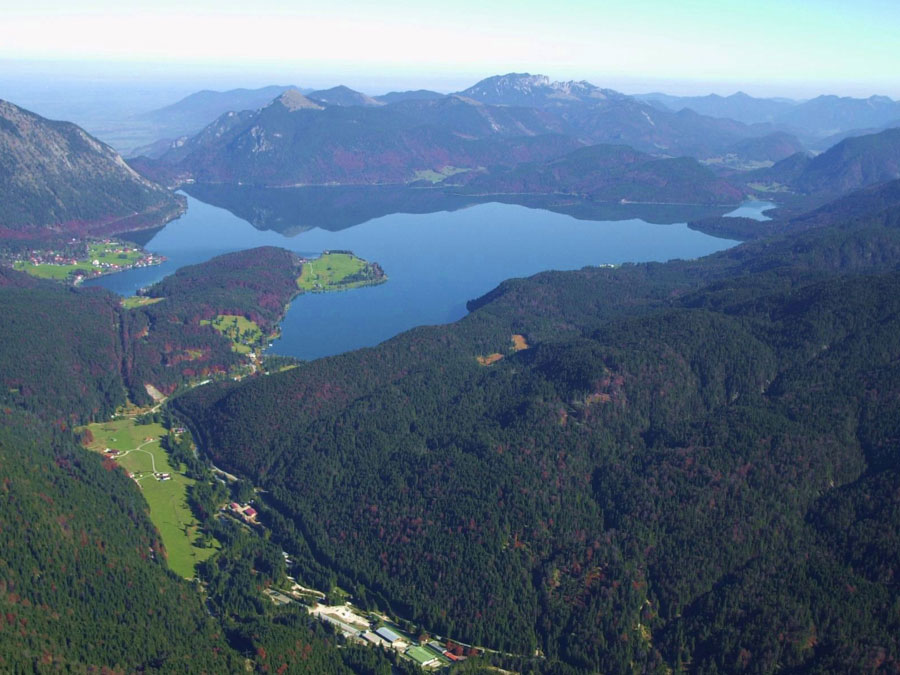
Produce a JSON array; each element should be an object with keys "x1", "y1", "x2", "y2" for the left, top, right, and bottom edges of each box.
[
  {"x1": 412, "y1": 166, "x2": 469, "y2": 183},
  {"x1": 121, "y1": 296, "x2": 164, "y2": 309},
  {"x1": 478, "y1": 336, "x2": 529, "y2": 365},
  {"x1": 747, "y1": 181, "x2": 791, "y2": 193},
  {"x1": 82, "y1": 418, "x2": 219, "y2": 578},
  {"x1": 297, "y1": 252, "x2": 385, "y2": 292},
  {"x1": 201, "y1": 314, "x2": 263, "y2": 354},
  {"x1": 477, "y1": 353, "x2": 504, "y2": 366},
  {"x1": 13, "y1": 262, "x2": 77, "y2": 280}
]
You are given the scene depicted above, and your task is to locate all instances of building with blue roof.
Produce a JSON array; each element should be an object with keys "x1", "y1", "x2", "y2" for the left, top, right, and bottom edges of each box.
[{"x1": 375, "y1": 626, "x2": 402, "y2": 644}]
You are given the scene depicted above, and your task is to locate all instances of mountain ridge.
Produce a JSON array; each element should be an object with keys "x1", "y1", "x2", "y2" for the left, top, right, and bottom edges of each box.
[
  {"x1": 454, "y1": 143, "x2": 745, "y2": 204},
  {"x1": 133, "y1": 73, "x2": 789, "y2": 188},
  {"x1": 0, "y1": 99, "x2": 183, "y2": 237}
]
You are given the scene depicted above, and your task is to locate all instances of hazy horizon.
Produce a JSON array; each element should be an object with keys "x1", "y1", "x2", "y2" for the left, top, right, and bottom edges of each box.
[
  {"x1": 1, "y1": 0, "x2": 899, "y2": 105},
  {"x1": 1, "y1": 57, "x2": 898, "y2": 111}
]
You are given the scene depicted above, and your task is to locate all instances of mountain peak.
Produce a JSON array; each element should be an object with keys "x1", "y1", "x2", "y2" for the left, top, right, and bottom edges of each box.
[
  {"x1": 275, "y1": 88, "x2": 324, "y2": 111},
  {"x1": 308, "y1": 85, "x2": 383, "y2": 107},
  {"x1": 464, "y1": 73, "x2": 550, "y2": 95},
  {"x1": 458, "y1": 73, "x2": 624, "y2": 107}
]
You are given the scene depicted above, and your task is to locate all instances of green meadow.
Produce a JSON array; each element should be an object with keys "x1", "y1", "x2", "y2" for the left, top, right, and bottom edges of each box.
[
  {"x1": 412, "y1": 165, "x2": 469, "y2": 183},
  {"x1": 83, "y1": 418, "x2": 219, "y2": 578},
  {"x1": 201, "y1": 313, "x2": 264, "y2": 353},
  {"x1": 121, "y1": 296, "x2": 164, "y2": 309},
  {"x1": 297, "y1": 252, "x2": 385, "y2": 292}
]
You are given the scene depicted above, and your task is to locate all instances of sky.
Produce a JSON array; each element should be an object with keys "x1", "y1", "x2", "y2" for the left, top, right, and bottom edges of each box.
[{"x1": 0, "y1": 0, "x2": 898, "y2": 98}]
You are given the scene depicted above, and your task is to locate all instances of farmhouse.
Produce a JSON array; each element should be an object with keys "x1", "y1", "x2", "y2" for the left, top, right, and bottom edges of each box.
[{"x1": 228, "y1": 502, "x2": 259, "y2": 523}]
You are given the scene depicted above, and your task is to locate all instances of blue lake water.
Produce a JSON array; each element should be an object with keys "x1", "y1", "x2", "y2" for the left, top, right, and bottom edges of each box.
[{"x1": 87, "y1": 194, "x2": 763, "y2": 360}]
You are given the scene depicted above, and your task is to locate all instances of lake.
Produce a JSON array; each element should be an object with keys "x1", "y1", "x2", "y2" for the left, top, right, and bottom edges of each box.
[{"x1": 88, "y1": 190, "x2": 765, "y2": 360}]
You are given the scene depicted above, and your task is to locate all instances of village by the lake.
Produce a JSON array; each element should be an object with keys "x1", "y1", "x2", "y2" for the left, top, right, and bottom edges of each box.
[{"x1": 6, "y1": 238, "x2": 164, "y2": 283}]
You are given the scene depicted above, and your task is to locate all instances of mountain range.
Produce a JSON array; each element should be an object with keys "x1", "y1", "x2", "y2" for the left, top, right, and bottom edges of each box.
[
  {"x1": 125, "y1": 75, "x2": 900, "y2": 206},
  {"x1": 4, "y1": 73, "x2": 899, "y2": 242},
  {"x1": 134, "y1": 85, "x2": 306, "y2": 147},
  {"x1": 134, "y1": 74, "x2": 899, "y2": 163},
  {"x1": 451, "y1": 73, "x2": 779, "y2": 159},
  {"x1": 132, "y1": 75, "x2": 793, "y2": 197},
  {"x1": 131, "y1": 88, "x2": 584, "y2": 187},
  {"x1": 637, "y1": 90, "x2": 900, "y2": 142},
  {"x1": 636, "y1": 90, "x2": 795, "y2": 124}
]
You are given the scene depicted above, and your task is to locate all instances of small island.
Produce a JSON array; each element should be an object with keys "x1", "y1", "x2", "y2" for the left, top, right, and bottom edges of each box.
[
  {"x1": 7, "y1": 238, "x2": 165, "y2": 284},
  {"x1": 296, "y1": 250, "x2": 387, "y2": 292}
]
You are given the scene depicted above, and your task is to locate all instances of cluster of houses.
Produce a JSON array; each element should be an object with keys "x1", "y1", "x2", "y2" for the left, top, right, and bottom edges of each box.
[
  {"x1": 359, "y1": 625, "x2": 465, "y2": 667},
  {"x1": 366, "y1": 627, "x2": 462, "y2": 668},
  {"x1": 312, "y1": 606, "x2": 466, "y2": 670},
  {"x1": 8, "y1": 239, "x2": 165, "y2": 283},
  {"x1": 228, "y1": 502, "x2": 258, "y2": 523},
  {"x1": 73, "y1": 249, "x2": 164, "y2": 282},
  {"x1": 11, "y1": 239, "x2": 83, "y2": 267},
  {"x1": 26, "y1": 252, "x2": 80, "y2": 266}
]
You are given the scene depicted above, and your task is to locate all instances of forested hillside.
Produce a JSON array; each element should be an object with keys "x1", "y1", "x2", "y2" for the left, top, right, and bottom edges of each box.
[
  {"x1": 123, "y1": 247, "x2": 303, "y2": 402},
  {"x1": 0, "y1": 99, "x2": 183, "y2": 236},
  {"x1": 746, "y1": 128, "x2": 900, "y2": 200},
  {"x1": 0, "y1": 268, "x2": 125, "y2": 423},
  {"x1": 0, "y1": 247, "x2": 306, "y2": 413},
  {"x1": 175, "y1": 188, "x2": 900, "y2": 673},
  {"x1": 0, "y1": 269, "x2": 242, "y2": 671},
  {"x1": 457, "y1": 144, "x2": 744, "y2": 205},
  {"x1": 0, "y1": 411, "x2": 241, "y2": 671}
]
